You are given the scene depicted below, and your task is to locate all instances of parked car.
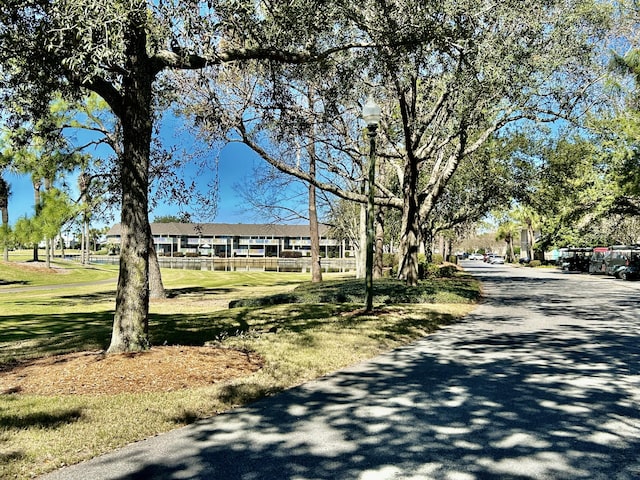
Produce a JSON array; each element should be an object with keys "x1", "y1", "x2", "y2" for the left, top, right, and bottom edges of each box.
[
  {"x1": 468, "y1": 253, "x2": 484, "y2": 260},
  {"x1": 484, "y1": 253, "x2": 497, "y2": 263},
  {"x1": 490, "y1": 255, "x2": 505, "y2": 264}
]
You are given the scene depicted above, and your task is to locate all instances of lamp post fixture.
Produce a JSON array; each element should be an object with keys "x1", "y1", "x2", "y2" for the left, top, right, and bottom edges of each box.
[{"x1": 362, "y1": 95, "x2": 381, "y2": 312}]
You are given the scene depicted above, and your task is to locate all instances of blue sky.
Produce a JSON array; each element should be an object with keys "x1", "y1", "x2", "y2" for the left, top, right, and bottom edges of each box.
[
  {"x1": 4, "y1": 113, "x2": 282, "y2": 227},
  {"x1": 5, "y1": 128, "x2": 270, "y2": 229}
]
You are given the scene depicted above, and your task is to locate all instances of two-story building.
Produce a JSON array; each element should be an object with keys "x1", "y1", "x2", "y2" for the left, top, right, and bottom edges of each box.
[{"x1": 105, "y1": 223, "x2": 355, "y2": 258}]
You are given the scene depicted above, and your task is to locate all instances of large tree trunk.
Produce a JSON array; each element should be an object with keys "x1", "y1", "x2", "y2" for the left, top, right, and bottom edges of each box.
[
  {"x1": 356, "y1": 203, "x2": 366, "y2": 279},
  {"x1": 528, "y1": 223, "x2": 541, "y2": 261},
  {"x1": 309, "y1": 183, "x2": 323, "y2": 283},
  {"x1": 398, "y1": 216, "x2": 420, "y2": 285},
  {"x1": 422, "y1": 225, "x2": 434, "y2": 264},
  {"x1": 307, "y1": 136, "x2": 322, "y2": 283},
  {"x1": 149, "y1": 237, "x2": 166, "y2": 299},
  {"x1": 505, "y1": 233, "x2": 514, "y2": 263},
  {"x1": 397, "y1": 161, "x2": 420, "y2": 286},
  {"x1": 107, "y1": 20, "x2": 153, "y2": 353}
]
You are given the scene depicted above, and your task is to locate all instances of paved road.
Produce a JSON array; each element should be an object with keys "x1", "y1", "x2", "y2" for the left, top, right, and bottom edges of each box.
[{"x1": 41, "y1": 263, "x2": 640, "y2": 479}]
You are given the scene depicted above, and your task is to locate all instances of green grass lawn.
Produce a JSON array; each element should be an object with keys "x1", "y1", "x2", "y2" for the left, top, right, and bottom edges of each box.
[{"x1": 0, "y1": 260, "x2": 481, "y2": 479}]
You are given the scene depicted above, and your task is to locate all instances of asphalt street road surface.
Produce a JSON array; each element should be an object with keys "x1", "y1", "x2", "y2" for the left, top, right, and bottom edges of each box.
[{"x1": 41, "y1": 262, "x2": 640, "y2": 480}]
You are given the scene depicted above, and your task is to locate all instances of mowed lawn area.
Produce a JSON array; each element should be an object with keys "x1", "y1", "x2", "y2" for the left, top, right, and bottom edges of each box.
[{"x1": 0, "y1": 258, "x2": 481, "y2": 479}]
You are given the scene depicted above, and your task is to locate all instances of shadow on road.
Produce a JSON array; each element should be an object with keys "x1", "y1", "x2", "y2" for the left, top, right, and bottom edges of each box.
[
  {"x1": 71, "y1": 320, "x2": 640, "y2": 479},
  {"x1": 42, "y1": 264, "x2": 640, "y2": 480}
]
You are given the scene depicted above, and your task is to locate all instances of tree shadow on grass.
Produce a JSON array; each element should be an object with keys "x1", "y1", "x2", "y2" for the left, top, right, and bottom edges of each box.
[
  {"x1": 148, "y1": 303, "x2": 349, "y2": 347},
  {"x1": 165, "y1": 286, "x2": 236, "y2": 298},
  {"x1": 0, "y1": 401, "x2": 84, "y2": 469},
  {"x1": 0, "y1": 280, "x2": 29, "y2": 287},
  {"x1": 0, "y1": 449, "x2": 24, "y2": 466},
  {"x1": 0, "y1": 406, "x2": 84, "y2": 430},
  {"x1": 2, "y1": 283, "x2": 465, "y2": 365},
  {"x1": 228, "y1": 276, "x2": 481, "y2": 308},
  {"x1": 0, "y1": 311, "x2": 114, "y2": 363},
  {"x1": 45, "y1": 290, "x2": 118, "y2": 305}
]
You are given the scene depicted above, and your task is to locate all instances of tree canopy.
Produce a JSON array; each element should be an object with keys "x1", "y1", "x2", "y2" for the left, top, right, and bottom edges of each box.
[{"x1": 182, "y1": 0, "x2": 612, "y2": 283}]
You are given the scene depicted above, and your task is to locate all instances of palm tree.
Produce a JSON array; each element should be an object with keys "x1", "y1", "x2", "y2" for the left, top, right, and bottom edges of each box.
[
  {"x1": 611, "y1": 48, "x2": 640, "y2": 86},
  {"x1": 0, "y1": 177, "x2": 10, "y2": 261},
  {"x1": 496, "y1": 220, "x2": 518, "y2": 263},
  {"x1": 611, "y1": 48, "x2": 640, "y2": 112},
  {"x1": 513, "y1": 206, "x2": 542, "y2": 261},
  {"x1": 78, "y1": 172, "x2": 91, "y2": 264}
]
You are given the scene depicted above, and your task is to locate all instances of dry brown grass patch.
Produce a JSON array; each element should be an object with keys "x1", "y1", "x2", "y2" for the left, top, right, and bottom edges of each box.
[{"x1": 0, "y1": 346, "x2": 262, "y2": 396}]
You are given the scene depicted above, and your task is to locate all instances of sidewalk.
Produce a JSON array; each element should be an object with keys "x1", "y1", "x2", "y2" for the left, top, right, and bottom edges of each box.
[{"x1": 40, "y1": 263, "x2": 640, "y2": 479}]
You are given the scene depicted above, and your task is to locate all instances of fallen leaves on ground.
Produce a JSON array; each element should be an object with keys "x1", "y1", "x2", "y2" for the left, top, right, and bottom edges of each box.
[{"x1": 0, "y1": 346, "x2": 263, "y2": 395}]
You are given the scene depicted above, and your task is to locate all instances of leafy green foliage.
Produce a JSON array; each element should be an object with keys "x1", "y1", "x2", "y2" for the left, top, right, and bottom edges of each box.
[
  {"x1": 497, "y1": 131, "x2": 627, "y2": 250},
  {"x1": 13, "y1": 216, "x2": 41, "y2": 248},
  {"x1": 38, "y1": 188, "x2": 76, "y2": 238},
  {"x1": 153, "y1": 214, "x2": 190, "y2": 223}
]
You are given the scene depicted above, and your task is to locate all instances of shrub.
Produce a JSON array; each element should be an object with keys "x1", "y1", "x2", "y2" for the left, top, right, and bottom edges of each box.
[
  {"x1": 528, "y1": 260, "x2": 542, "y2": 267},
  {"x1": 438, "y1": 265, "x2": 458, "y2": 277},
  {"x1": 229, "y1": 277, "x2": 480, "y2": 308},
  {"x1": 417, "y1": 254, "x2": 428, "y2": 279},
  {"x1": 421, "y1": 263, "x2": 458, "y2": 278},
  {"x1": 423, "y1": 263, "x2": 440, "y2": 278},
  {"x1": 229, "y1": 293, "x2": 297, "y2": 308},
  {"x1": 382, "y1": 253, "x2": 397, "y2": 268}
]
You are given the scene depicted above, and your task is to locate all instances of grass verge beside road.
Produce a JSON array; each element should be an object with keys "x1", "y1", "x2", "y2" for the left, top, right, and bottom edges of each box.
[{"x1": 0, "y1": 261, "x2": 481, "y2": 479}]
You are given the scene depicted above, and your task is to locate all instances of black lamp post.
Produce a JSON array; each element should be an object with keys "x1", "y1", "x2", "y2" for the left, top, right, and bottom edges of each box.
[{"x1": 362, "y1": 95, "x2": 381, "y2": 312}]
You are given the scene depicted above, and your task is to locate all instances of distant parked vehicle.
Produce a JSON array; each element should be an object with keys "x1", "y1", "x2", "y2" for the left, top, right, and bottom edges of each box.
[
  {"x1": 594, "y1": 245, "x2": 640, "y2": 277},
  {"x1": 468, "y1": 253, "x2": 484, "y2": 260},
  {"x1": 490, "y1": 255, "x2": 505, "y2": 264},
  {"x1": 588, "y1": 247, "x2": 609, "y2": 274},
  {"x1": 558, "y1": 247, "x2": 593, "y2": 272},
  {"x1": 484, "y1": 253, "x2": 497, "y2": 263},
  {"x1": 614, "y1": 251, "x2": 640, "y2": 281}
]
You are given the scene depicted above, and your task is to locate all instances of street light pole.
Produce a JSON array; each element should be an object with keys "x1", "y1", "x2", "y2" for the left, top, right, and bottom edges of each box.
[{"x1": 362, "y1": 96, "x2": 381, "y2": 312}]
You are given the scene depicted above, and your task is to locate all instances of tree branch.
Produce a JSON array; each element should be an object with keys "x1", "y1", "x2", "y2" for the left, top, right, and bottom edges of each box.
[
  {"x1": 151, "y1": 42, "x2": 375, "y2": 74},
  {"x1": 77, "y1": 75, "x2": 124, "y2": 119},
  {"x1": 236, "y1": 121, "x2": 402, "y2": 209}
]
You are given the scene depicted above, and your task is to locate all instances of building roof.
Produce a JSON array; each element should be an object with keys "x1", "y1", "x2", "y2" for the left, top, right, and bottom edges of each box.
[{"x1": 106, "y1": 223, "x2": 329, "y2": 238}]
